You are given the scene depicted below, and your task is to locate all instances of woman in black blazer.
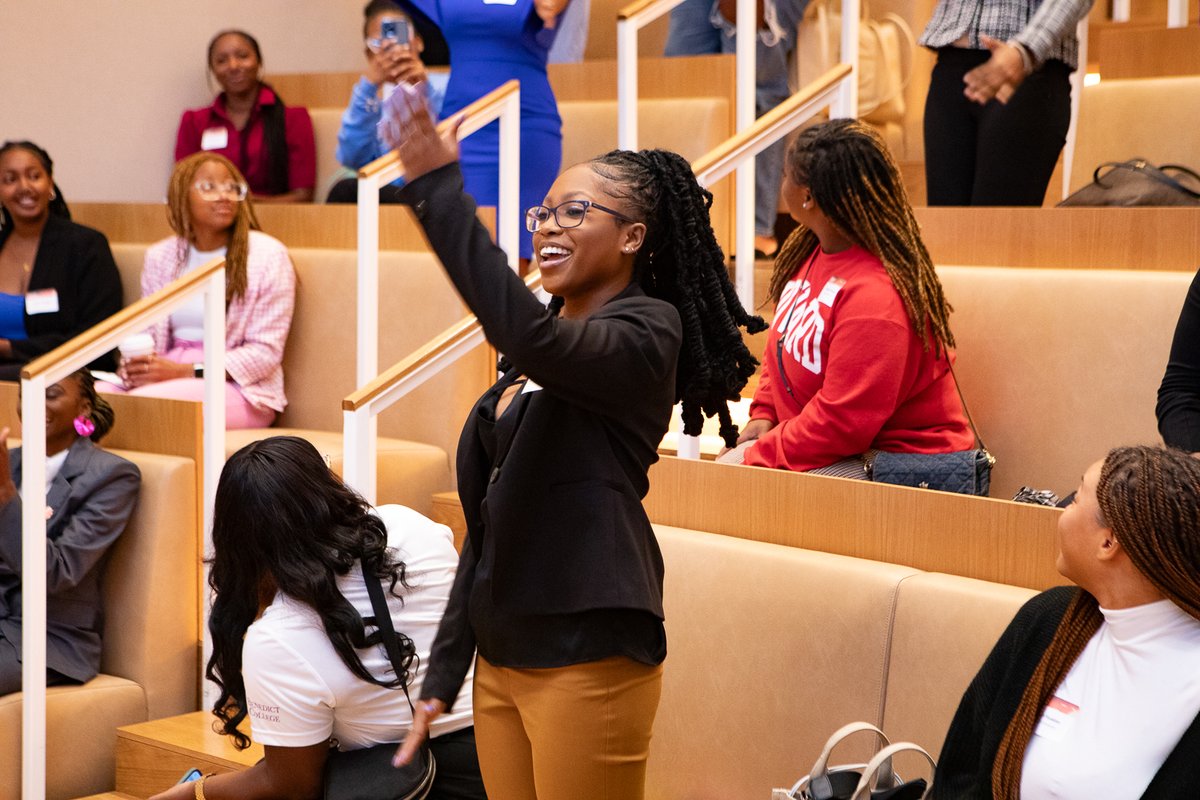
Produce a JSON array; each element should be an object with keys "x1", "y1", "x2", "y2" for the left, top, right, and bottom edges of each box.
[
  {"x1": 390, "y1": 103, "x2": 765, "y2": 797},
  {"x1": 0, "y1": 141, "x2": 124, "y2": 380}
]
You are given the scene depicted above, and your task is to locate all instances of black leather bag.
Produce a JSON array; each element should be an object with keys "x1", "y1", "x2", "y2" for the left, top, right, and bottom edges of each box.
[
  {"x1": 870, "y1": 449, "x2": 992, "y2": 496},
  {"x1": 775, "y1": 722, "x2": 934, "y2": 800},
  {"x1": 1058, "y1": 159, "x2": 1200, "y2": 207},
  {"x1": 323, "y1": 559, "x2": 436, "y2": 800}
]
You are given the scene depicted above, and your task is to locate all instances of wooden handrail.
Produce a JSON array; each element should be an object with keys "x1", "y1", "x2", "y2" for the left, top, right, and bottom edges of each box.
[
  {"x1": 691, "y1": 63, "x2": 852, "y2": 182},
  {"x1": 618, "y1": 0, "x2": 683, "y2": 22},
  {"x1": 358, "y1": 79, "x2": 522, "y2": 180},
  {"x1": 22, "y1": 257, "x2": 226, "y2": 380},
  {"x1": 343, "y1": 270, "x2": 542, "y2": 412}
]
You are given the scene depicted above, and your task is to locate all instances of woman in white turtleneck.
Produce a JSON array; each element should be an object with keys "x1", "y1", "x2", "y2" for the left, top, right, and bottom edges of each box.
[{"x1": 933, "y1": 445, "x2": 1200, "y2": 800}]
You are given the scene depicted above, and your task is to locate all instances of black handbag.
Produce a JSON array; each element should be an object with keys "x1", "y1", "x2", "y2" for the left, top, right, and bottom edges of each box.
[
  {"x1": 775, "y1": 722, "x2": 934, "y2": 800},
  {"x1": 323, "y1": 559, "x2": 436, "y2": 800},
  {"x1": 1058, "y1": 159, "x2": 1200, "y2": 207},
  {"x1": 868, "y1": 358, "x2": 994, "y2": 497}
]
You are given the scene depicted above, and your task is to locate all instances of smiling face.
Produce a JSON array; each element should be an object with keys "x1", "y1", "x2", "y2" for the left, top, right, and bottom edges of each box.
[
  {"x1": 17, "y1": 374, "x2": 91, "y2": 456},
  {"x1": 0, "y1": 146, "x2": 53, "y2": 227},
  {"x1": 209, "y1": 32, "x2": 261, "y2": 96},
  {"x1": 187, "y1": 159, "x2": 239, "y2": 243},
  {"x1": 532, "y1": 164, "x2": 645, "y2": 317}
]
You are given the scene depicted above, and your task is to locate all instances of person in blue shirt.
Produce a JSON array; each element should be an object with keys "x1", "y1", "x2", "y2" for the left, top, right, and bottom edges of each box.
[{"x1": 326, "y1": 0, "x2": 449, "y2": 203}]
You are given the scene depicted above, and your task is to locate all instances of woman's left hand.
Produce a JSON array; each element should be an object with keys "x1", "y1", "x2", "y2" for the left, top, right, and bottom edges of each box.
[
  {"x1": 119, "y1": 354, "x2": 192, "y2": 388},
  {"x1": 534, "y1": 0, "x2": 569, "y2": 28},
  {"x1": 963, "y1": 36, "x2": 1028, "y2": 105},
  {"x1": 389, "y1": 92, "x2": 464, "y2": 184}
]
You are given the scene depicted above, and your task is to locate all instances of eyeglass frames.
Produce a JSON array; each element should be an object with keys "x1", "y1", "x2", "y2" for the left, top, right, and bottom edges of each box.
[
  {"x1": 193, "y1": 180, "x2": 248, "y2": 202},
  {"x1": 525, "y1": 200, "x2": 635, "y2": 232}
]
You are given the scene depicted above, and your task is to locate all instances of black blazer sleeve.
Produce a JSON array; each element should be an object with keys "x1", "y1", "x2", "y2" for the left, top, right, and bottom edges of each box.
[
  {"x1": 401, "y1": 164, "x2": 682, "y2": 418},
  {"x1": 1158, "y1": 270, "x2": 1200, "y2": 452},
  {"x1": 7, "y1": 217, "x2": 124, "y2": 371},
  {"x1": 420, "y1": 534, "x2": 479, "y2": 709}
]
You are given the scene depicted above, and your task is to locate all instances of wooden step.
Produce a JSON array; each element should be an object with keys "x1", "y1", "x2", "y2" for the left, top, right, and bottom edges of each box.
[
  {"x1": 73, "y1": 794, "x2": 141, "y2": 800},
  {"x1": 114, "y1": 712, "x2": 260, "y2": 799},
  {"x1": 430, "y1": 491, "x2": 467, "y2": 551}
]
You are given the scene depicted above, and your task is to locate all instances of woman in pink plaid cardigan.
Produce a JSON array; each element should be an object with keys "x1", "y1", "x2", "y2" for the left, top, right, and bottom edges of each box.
[{"x1": 106, "y1": 153, "x2": 295, "y2": 428}]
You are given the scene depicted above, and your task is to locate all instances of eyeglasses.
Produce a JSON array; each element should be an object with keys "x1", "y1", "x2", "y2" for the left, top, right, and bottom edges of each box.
[
  {"x1": 193, "y1": 180, "x2": 248, "y2": 201},
  {"x1": 525, "y1": 200, "x2": 635, "y2": 232}
]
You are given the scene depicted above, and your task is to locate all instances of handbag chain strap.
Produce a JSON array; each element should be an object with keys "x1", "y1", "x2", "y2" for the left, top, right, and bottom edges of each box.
[
  {"x1": 944, "y1": 353, "x2": 993, "y2": 462},
  {"x1": 361, "y1": 555, "x2": 418, "y2": 715}
]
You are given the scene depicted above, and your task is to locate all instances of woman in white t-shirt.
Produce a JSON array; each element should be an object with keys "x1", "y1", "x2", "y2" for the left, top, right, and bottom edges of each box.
[
  {"x1": 934, "y1": 445, "x2": 1200, "y2": 799},
  {"x1": 148, "y1": 435, "x2": 485, "y2": 800}
]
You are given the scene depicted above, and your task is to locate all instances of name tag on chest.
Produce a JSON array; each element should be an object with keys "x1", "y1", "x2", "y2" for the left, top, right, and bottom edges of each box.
[
  {"x1": 201, "y1": 127, "x2": 229, "y2": 151},
  {"x1": 26, "y1": 288, "x2": 59, "y2": 315},
  {"x1": 1033, "y1": 695, "x2": 1080, "y2": 742}
]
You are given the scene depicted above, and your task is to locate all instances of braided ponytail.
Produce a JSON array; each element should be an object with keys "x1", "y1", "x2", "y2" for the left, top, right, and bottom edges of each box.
[{"x1": 588, "y1": 149, "x2": 766, "y2": 446}]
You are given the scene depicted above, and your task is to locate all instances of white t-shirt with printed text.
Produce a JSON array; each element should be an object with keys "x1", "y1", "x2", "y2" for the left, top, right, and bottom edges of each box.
[{"x1": 242, "y1": 504, "x2": 474, "y2": 750}]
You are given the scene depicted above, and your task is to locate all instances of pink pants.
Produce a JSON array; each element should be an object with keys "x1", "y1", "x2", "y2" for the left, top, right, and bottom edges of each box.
[{"x1": 98, "y1": 343, "x2": 276, "y2": 430}]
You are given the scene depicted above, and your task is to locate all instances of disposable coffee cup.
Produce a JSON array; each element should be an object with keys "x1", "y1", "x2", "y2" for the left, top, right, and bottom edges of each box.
[{"x1": 119, "y1": 333, "x2": 155, "y2": 361}]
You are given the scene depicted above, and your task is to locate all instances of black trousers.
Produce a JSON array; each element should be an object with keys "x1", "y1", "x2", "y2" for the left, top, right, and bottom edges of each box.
[
  {"x1": 428, "y1": 725, "x2": 488, "y2": 800},
  {"x1": 924, "y1": 47, "x2": 1073, "y2": 206}
]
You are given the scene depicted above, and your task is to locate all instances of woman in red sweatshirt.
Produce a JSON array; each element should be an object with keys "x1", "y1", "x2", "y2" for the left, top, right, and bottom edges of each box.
[{"x1": 731, "y1": 119, "x2": 973, "y2": 473}]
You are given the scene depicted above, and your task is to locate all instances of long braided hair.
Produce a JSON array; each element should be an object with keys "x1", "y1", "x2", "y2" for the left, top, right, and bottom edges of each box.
[
  {"x1": 766, "y1": 119, "x2": 954, "y2": 351},
  {"x1": 165, "y1": 152, "x2": 260, "y2": 304},
  {"x1": 206, "y1": 30, "x2": 291, "y2": 196},
  {"x1": 991, "y1": 445, "x2": 1200, "y2": 798},
  {"x1": 0, "y1": 141, "x2": 72, "y2": 228},
  {"x1": 584, "y1": 149, "x2": 767, "y2": 446},
  {"x1": 207, "y1": 436, "x2": 414, "y2": 750}
]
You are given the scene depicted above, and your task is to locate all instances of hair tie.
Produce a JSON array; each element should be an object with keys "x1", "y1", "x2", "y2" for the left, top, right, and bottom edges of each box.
[{"x1": 73, "y1": 415, "x2": 95, "y2": 438}]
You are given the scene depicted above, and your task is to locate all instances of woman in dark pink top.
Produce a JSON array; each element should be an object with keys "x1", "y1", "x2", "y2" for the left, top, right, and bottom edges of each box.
[
  {"x1": 729, "y1": 119, "x2": 973, "y2": 473},
  {"x1": 175, "y1": 30, "x2": 315, "y2": 203}
]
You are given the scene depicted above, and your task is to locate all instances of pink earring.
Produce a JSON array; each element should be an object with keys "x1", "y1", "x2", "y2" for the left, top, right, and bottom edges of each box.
[{"x1": 73, "y1": 415, "x2": 95, "y2": 438}]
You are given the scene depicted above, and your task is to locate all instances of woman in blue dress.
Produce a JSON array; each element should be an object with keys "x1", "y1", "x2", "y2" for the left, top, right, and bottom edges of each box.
[{"x1": 400, "y1": 0, "x2": 568, "y2": 261}]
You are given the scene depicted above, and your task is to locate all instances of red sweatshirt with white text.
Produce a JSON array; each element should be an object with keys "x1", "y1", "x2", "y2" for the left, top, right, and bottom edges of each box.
[{"x1": 744, "y1": 245, "x2": 973, "y2": 471}]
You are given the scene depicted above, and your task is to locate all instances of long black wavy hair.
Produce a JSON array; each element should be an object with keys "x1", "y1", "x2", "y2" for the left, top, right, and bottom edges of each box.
[
  {"x1": 206, "y1": 30, "x2": 291, "y2": 195},
  {"x1": 582, "y1": 149, "x2": 767, "y2": 446},
  {"x1": 0, "y1": 141, "x2": 71, "y2": 228},
  {"x1": 206, "y1": 436, "x2": 413, "y2": 749}
]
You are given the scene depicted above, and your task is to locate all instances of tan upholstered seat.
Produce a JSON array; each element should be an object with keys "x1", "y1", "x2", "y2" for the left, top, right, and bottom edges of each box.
[{"x1": 0, "y1": 451, "x2": 198, "y2": 800}]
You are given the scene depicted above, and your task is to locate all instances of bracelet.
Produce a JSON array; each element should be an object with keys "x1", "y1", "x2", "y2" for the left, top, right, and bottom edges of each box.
[
  {"x1": 1007, "y1": 40, "x2": 1035, "y2": 76},
  {"x1": 193, "y1": 774, "x2": 210, "y2": 800}
]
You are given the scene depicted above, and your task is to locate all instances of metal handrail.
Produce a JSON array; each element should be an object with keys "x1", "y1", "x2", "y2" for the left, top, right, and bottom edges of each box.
[
  {"x1": 19, "y1": 258, "x2": 227, "y2": 800},
  {"x1": 355, "y1": 80, "x2": 521, "y2": 392},
  {"x1": 341, "y1": 271, "x2": 542, "y2": 503}
]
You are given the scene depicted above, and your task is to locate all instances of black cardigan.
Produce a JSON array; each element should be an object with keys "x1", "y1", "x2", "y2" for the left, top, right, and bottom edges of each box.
[
  {"x1": 1158, "y1": 269, "x2": 1200, "y2": 452},
  {"x1": 0, "y1": 215, "x2": 123, "y2": 378},
  {"x1": 400, "y1": 164, "x2": 682, "y2": 705},
  {"x1": 933, "y1": 586, "x2": 1200, "y2": 799}
]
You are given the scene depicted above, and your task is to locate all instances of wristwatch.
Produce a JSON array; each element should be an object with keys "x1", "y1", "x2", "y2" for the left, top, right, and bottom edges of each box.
[{"x1": 193, "y1": 363, "x2": 204, "y2": 379}]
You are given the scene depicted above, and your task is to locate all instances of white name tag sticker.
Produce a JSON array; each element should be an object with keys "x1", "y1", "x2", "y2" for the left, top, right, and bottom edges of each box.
[
  {"x1": 25, "y1": 288, "x2": 60, "y2": 315},
  {"x1": 201, "y1": 127, "x2": 229, "y2": 151},
  {"x1": 817, "y1": 277, "x2": 846, "y2": 307},
  {"x1": 521, "y1": 378, "x2": 542, "y2": 394},
  {"x1": 482, "y1": 0, "x2": 519, "y2": 5},
  {"x1": 1033, "y1": 695, "x2": 1080, "y2": 742}
]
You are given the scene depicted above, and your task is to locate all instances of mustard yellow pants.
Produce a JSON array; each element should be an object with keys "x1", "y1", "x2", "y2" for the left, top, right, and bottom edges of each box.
[{"x1": 472, "y1": 655, "x2": 664, "y2": 800}]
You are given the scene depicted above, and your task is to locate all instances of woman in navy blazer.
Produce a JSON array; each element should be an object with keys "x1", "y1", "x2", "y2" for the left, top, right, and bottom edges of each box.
[
  {"x1": 0, "y1": 368, "x2": 140, "y2": 695},
  {"x1": 390, "y1": 102, "x2": 765, "y2": 797}
]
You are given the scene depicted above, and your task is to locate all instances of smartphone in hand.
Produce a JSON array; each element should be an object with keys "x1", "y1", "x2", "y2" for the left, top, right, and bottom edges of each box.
[{"x1": 177, "y1": 769, "x2": 204, "y2": 784}]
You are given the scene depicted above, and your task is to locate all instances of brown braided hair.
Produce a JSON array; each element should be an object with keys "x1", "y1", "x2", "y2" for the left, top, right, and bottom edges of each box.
[
  {"x1": 165, "y1": 152, "x2": 261, "y2": 304},
  {"x1": 991, "y1": 445, "x2": 1200, "y2": 798},
  {"x1": 766, "y1": 119, "x2": 954, "y2": 351}
]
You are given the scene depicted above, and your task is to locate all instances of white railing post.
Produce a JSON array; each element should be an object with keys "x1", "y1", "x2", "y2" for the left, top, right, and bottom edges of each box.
[
  {"x1": 832, "y1": 0, "x2": 860, "y2": 118},
  {"x1": 20, "y1": 375, "x2": 48, "y2": 800},
  {"x1": 343, "y1": 408, "x2": 376, "y2": 505},
  {"x1": 1062, "y1": 17, "x2": 1088, "y2": 201},
  {"x1": 617, "y1": 17, "x2": 640, "y2": 150},
  {"x1": 498, "y1": 89, "x2": 522, "y2": 271},
  {"x1": 199, "y1": 270, "x2": 226, "y2": 709},
  {"x1": 357, "y1": 175, "x2": 381, "y2": 388},
  {"x1": 677, "y1": 434, "x2": 701, "y2": 459},
  {"x1": 1168, "y1": 0, "x2": 1187, "y2": 27},
  {"x1": 1111, "y1": 0, "x2": 1130, "y2": 22},
  {"x1": 734, "y1": 0, "x2": 758, "y2": 309}
]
